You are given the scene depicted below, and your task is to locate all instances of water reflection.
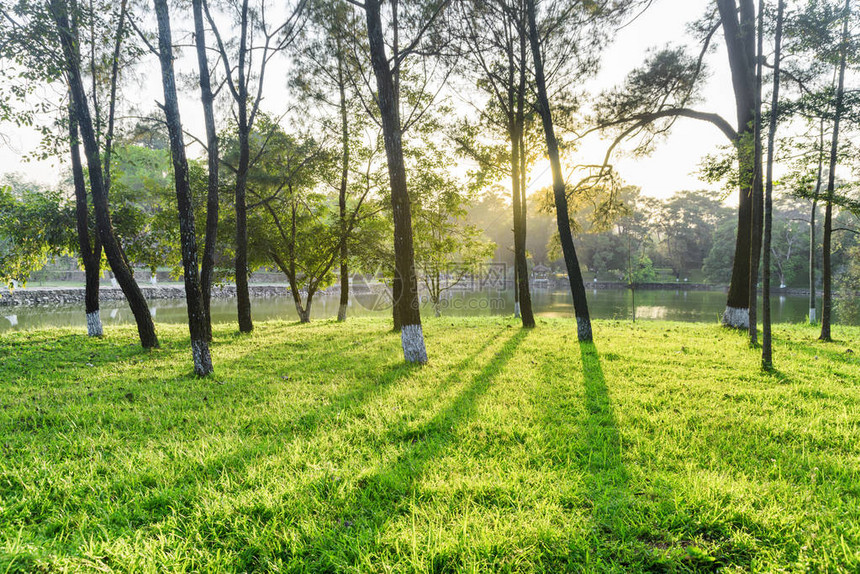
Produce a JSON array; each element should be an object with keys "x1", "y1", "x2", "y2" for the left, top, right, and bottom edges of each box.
[{"x1": 0, "y1": 287, "x2": 843, "y2": 333}]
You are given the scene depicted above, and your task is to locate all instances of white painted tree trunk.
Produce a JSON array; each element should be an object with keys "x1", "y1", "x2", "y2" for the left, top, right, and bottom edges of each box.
[
  {"x1": 514, "y1": 302, "x2": 521, "y2": 318},
  {"x1": 86, "y1": 310, "x2": 103, "y2": 337},
  {"x1": 191, "y1": 339, "x2": 213, "y2": 377},
  {"x1": 809, "y1": 308, "x2": 816, "y2": 323},
  {"x1": 401, "y1": 324, "x2": 428, "y2": 364},
  {"x1": 576, "y1": 316, "x2": 592, "y2": 342},
  {"x1": 337, "y1": 303, "x2": 347, "y2": 322},
  {"x1": 721, "y1": 306, "x2": 750, "y2": 329}
]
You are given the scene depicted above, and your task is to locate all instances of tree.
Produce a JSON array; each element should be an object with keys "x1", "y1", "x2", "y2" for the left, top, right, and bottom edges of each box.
[
  {"x1": 778, "y1": 0, "x2": 860, "y2": 333},
  {"x1": 525, "y1": 0, "x2": 590, "y2": 341},
  {"x1": 782, "y1": 122, "x2": 826, "y2": 323},
  {"x1": 762, "y1": 0, "x2": 785, "y2": 370},
  {"x1": 0, "y1": 183, "x2": 70, "y2": 290},
  {"x1": 152, "y1": 0, "x2": 213, "y2": 375},
  {"x1": 350, "y1": 0, "x2": 451, "y2": 363},
  {"x1": 68, "y1": 102, "x2": 103, "y2": 336},
  {"x1": 595, "y1": 1, "x2": 765, "y2": 330},
  {"x1": 292, "y1": 0, "x2": 367, "y2": 322},
  {"x1": 656, "y1": 191, "x2": 733, "y2": 276},
  {"x1": 204, "y1": 0, "x2": 307, "y2": 333},
  {"x1": 241, "y1": 120, "x2": 376, "y2": 323},
  {"x1": 455, "y1": 0, "x2": 537, "y2": 328},
  {"x1": 818, "y1": 0, "x2": 851, "y2": 342},
  {"x1": 49, "y1": 0, "x2": 159, "y2": 348},
  {"x1": 835, "y1": 243, "x2": 860, "y2": 324},
  {"x1": 411, "y1": 144, "x2": 495, "y2": 316},
  {"x1": 192, "y1": 0, "x2": 220, "y2": 341},
  {"x1": 1, "y1": 0, "x2": 147, "y2": 340},
  {"x1": 769, "y1": 200, "x2": 809, "y2": 289}
]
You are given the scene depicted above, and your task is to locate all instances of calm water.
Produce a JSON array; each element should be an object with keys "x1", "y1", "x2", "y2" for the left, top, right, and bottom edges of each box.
[{"x1": 0, "y1": 287, "x2": 840, "y2": 333}]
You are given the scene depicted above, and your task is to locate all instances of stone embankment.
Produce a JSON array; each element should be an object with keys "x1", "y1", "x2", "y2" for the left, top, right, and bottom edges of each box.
[
  {"x1": 0, "y1": 281, "x2": 818, "y2": 308},
  {"x1": 0, "y1": 285, "x2": 293, "y2": 307}
]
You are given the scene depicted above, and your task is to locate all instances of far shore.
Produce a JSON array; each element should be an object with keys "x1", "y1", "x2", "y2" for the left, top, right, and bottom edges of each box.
[{"x1": 0, "y1": 279, "x2": 827, "y2": 308}]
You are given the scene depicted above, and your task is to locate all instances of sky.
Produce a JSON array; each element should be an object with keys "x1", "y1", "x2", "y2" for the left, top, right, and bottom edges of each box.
[{"x1": 0, "y1": 0, "x2": 736, "y2": 201}]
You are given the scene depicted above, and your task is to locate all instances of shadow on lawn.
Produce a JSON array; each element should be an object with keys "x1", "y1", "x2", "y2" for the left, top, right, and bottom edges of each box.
[
  {"x1": 578, "y1": 340, "x2": 628, "y2": 528},
  {"x1": 771, "y1": 332, "x2": 857, "y2": 365},
  {"x1": 287, "y1": 328, "x2": 530, "y2": 568},
  {"x1": 60, "y1": 326, "x2": 515, "y2": 543}
]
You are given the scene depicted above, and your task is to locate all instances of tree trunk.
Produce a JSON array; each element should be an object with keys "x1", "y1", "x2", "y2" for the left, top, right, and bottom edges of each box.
[
  {"x1": 511, "y1": 124, "x2": 534, "y2": 328},
  {"x1": 192, "y1": 0, "x2": 219, "y2": 342},
  {"x1": 809, "y1": 196, "x2": 817, "y2": 323},
  {"x1": 762, "y1": 0, "x2": 784, "y2": 370},
  {"x1": 511, "y1": 29, "x2": 535, "y2": 329},
  {"x1": 338, "y1": 240, "x2": 349, "y2": 322},
  {"x1": 364, "y1": 0, "x2": 427, "y2": 363},
  {"x1": 748, "y1": 0, "x2": 765, "y2": 345},
  {"x1": 525, "y1": 0, "x2": 591, "y2": 341},
  {"x1": 154, "y1": 0, "x2": 213, "y2": 376},
  {"x1": 717, "y1": 0, "x2": 757, "y2": 329},
  {"x1": 337, "y1": 56, "x2": 350, "y2": 323},
  {"x1": 821, "y1": 200, "x2": 833, "y2": 340},
  {"x1": 820, "y1": 0, "x2": 849, "y2": 342},
  {"x1": 513, "y1": 263, "x2": 520, "y2": 318},
  {"x1": 52, "y1": 0, "x2": 158, "y2": 349},
  {"x1": 235, "y1": 0, "x2": 253, "y2": 333},
  {"x1": 391, "y1": 273, "x2": 402, "y2": 332},
  {"x1": 294, "y1": 296, "x2": 312, "y2": 323},
  {"x1": 69, "y1": 102, "x2": 102, "y2": 337}
]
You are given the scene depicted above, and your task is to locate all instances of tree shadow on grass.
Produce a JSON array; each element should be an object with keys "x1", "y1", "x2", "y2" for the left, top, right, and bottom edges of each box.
[
  {"x1": 771, "y1": 332, "x2": 858, "y2": 366},
  {"x1": 35, "y1": 327, "x2": 515, "y2": 551},
  {"x1": 578, "y1": 341, "x2": 628, "y2": 527},
  {"x1": 577, "y1": 342, "x2": 757, "y2": 571},
  {"x1": 283, "y1": 328, "x2": 530, "y2": 569},
  {"x1": 535, "y1": 340, "x2": 683, "y2": 569}
]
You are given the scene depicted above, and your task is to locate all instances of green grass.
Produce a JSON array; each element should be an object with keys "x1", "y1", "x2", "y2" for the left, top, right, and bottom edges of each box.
[{"x1": 0, "y1": 317, "x2": 858, "y2": 572}]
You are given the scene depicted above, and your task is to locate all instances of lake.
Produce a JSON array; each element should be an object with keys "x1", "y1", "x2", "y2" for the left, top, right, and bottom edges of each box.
[{"x1": 0, "y1": 287, "x2": 842, "y2": 333}]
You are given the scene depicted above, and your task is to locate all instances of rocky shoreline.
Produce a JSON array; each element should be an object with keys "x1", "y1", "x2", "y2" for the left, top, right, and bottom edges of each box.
[
  {"x1": 0, "y1": 285, "x2": 295, "y2": 307},
  {"x1": 0, "y1": 281, "x2": 821, "y2": 308}
]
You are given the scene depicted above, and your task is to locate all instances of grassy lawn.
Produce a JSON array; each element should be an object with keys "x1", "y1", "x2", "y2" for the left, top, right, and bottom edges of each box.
[{"x1": 0, "y1": 318, "x2": 858, "y2": 572}]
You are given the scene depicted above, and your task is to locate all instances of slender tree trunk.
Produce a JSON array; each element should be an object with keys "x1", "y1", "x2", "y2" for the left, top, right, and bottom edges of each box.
[
  {"x1": 717, "y1": 0, "x2": 757, "y2": 329},
  {"x1": 510, "y1": 122, "x2": 534, "y2": 328},
  {"x1": 821, "y1": 200, "x2": 833, "y2": 340},
  {"x1": 820, "y1": 0, "x2": 849, "y2": 342},
  {"x1": 84, "y1": 242, "x2": 103, "y2": 334},
  {"x1": 304, "y1": 297, "x2": 313, "y2": 323},
  {"x1": 154, "y1": 0, "x2": 213, "y2": 375},
  {"x1": 69, "y1": 101, "x2": 102, "y2": 336},
  {"x1": 525, "y1": 0, "x2": 591, "y2": 341},
  {"x1": 234, "y1": 0, "x2": 253, "y2": 333},
  {"x1": 762, "y1": 0, "x2": 784, "y2": 370},
  {"x1": 52, "y1": 0, "x2": 158, "y2": 349},
  {"x1": 364, "y1": 0, "x2": 427, "y2": 363},
  {"x1": 809, "y1": 122, "x2": 823, "y2": 324},
  {"x1": 433, "y1": 270, "x2": 442, "y2": 317},
  {"x1": 337, "y1": 55, "x2": 350, "y2": 323},
  {"x1": 512, "y1": 29, "x2": 535, "y2": 328},
  {"x1": 513, "y1": 260, "x2": 520, "y2": 317},
  {"x1": 809, "y1": 197, "x2": 818, "y2": 322},
  {"x1": 235, "y1": 128, "x2": 253, "y2": 332},
  {"x1": 192, "y1": 0, "x2": 219, "y2": 341},
  {"x1": 748, "y1": 0, "x2": 765, "y2": 345}
]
